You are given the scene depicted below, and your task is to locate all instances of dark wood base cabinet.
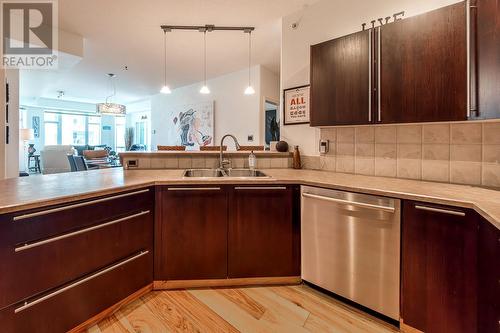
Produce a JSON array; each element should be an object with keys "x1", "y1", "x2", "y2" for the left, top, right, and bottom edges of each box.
[
  {"x1": 0, "y1": 188, "x2": 154, "y2": 333},
  {"x1": 402, "y1": 200, "x2": 500, "y2": 333}
]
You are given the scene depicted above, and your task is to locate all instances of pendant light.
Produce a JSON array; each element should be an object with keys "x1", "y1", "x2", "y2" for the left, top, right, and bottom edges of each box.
[
  {"x1": 244, "y1": 30, "x2": 255, "y2": 95},
  {"x1": 200, "y1": 30, "x2": 210, "y2": 94},
  {"x1": 160, "y1": 29, "x2": 172, "y2": 94},
  {"x1": 96, "y1": 74, "x2": 126, "y2": 115}
]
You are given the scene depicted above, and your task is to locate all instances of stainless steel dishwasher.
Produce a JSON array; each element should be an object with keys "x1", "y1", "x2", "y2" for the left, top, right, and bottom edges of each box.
[{"x1": 301, "y1": 186, "x2": 400, "y2": 320}]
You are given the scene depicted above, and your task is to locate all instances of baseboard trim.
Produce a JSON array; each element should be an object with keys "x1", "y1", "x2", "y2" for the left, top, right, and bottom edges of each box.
[
  {"x1": 400, "y1": 319, "x2": 424, "y2": 333},
  {"x1": 68, "y1": 283, "x2": 153, "y2": 333},
  {"x1": 153, "y1": 276, "x2": 302, "y2": 290}
]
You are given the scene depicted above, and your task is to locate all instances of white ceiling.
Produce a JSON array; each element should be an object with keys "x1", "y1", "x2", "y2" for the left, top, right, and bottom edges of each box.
[{"x1": 21, "y1": 0, "x2": 318, "y2": 105}]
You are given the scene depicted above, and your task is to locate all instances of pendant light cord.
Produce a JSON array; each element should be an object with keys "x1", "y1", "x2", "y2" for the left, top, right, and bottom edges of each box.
[
  {"x1": 163, "y1": 30, "x2": 167, "y2": 86},
  {"x1": 203, "y1": 30, "x2": 207, "y2": 85},
  {"x1": 248, "y1": 31, "x2": 252, "y2": 86}
]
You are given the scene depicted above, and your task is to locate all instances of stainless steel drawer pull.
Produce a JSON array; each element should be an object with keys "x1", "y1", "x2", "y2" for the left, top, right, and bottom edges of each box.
[
  {"x1": 14, "y1": 210, "x2": 150, "y2": 253},
  {"x1": 13, "y1": 189, "x2": 150, "y2": 221},
  {"x1": 234, "y1": 186, "x2": 287, "y2": 190},
  {"x1": 414, "y1": 205, "x2": 465, "y2": 217},
  {"x1": 302, "y1": 192, "x2": 395, "y2": 213},
  {"x1": 14, "y1": 250, "x2": 149, "y2": 314},
  {"x1": 168, "y1": 187, "x2": 221, "y2": 191}
]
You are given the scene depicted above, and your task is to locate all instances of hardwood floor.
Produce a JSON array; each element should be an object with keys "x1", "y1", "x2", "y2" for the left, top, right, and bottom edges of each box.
[{"x1": 87, "y1": 284, "x2": 399, "y2": 333}]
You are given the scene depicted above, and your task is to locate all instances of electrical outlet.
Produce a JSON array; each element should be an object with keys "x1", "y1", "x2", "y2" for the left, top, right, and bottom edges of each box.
[{"x1": 248, "y1": 135, "x2": 254, "y2": 142}]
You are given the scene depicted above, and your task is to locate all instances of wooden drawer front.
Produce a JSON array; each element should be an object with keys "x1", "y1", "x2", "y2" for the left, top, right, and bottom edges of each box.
[
  {"x1": 0, "y1": 209, "x2": 153, "y2": 309},
  {"x1": 0, "y1": 250, "x2": 152, "y2": 333},
  {"x1": 5, "y1": 188, "x2": 153, "y2": 245}
]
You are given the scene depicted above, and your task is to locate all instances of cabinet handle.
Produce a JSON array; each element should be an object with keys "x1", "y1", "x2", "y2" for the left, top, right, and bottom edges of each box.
[
  {"x1": 13, "y1": 189, "x2": 150, "y2": 221},
  {"x1": 167, "y1": 187, "x2": 221, "y2": 191},
  {"x1": 234, "y1": 186, "x2": 287, "y2": 190},
  {"x1": 14, "y1": 210, "x2": 150, "y2": 253},
  {"x1": 466, "y1": 0, "x2": 478, "y2": 117},
  {"x1": 14, "y1": 250, "x2": 149, "y2": 314},
  {"x1": 368, "y1": 29, "x2": 372, "y2": 122},
  {"x1": 414, "y1": 205, "x2": 465, "y2": 217},
  {"x1": 377, "y1": 27, "x2": 381, "y2": 122},
  {"x1": 302, "y1": 192, "x2": 395, "y2": 213}
]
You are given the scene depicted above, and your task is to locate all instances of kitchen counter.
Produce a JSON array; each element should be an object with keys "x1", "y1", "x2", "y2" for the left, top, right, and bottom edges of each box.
[{"x1": 1, "y1": 168, "x2": 499, "y2": 229}]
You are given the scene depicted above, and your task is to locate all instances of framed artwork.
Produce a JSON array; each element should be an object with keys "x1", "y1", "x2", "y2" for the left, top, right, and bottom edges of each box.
[
  {"x1": 32, "y1": 116, "x2": 40, "y2": 138},
  {"x1": 165, "y1": 101, "x2": 214, "y2": 147},
  {"x1": 283, "y1": 85, "x2": 310, "y2": 125}
]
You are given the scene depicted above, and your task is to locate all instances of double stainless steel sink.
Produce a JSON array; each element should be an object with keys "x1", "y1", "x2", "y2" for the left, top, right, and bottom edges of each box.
[{"x1": 183, "y1": 168, "x2": 269, "y2": 178}]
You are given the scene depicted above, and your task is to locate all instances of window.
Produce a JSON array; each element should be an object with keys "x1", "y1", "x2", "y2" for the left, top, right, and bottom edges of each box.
[
  {"x1": 115, "y1": 116, "x2": 126, "y2": 152},
  {"x1": 43, "y1": 111, "x2": 102, "y2": 146},
  {"x1": 135, "y1": 121, "x2": 147, "y2": 145}
]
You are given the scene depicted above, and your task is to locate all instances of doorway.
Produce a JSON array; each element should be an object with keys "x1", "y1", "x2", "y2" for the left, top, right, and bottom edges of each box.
[{"x1": 264, "y1": 100, "x2": 279, "y2": 146}]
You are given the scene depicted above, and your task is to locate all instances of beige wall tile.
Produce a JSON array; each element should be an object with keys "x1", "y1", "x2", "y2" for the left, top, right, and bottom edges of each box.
[
  {"x1": 450, "y1": 161, "x2": 481, "y2": 185},
  {"x1": 397, "y1": 125, "x2": 422, "y2": 144},
  {"x1": 178, "y1": 156, "x2": 192, "y2": 169},
  {"x1": 482, "y1": 163, "x2": 500, "y2": 188},
  {"x1": 375, "y1": 158, "x2": 397, "y2": 177},
  {"x1": 301, "y1": 156, "x2": 320, "y2": 170},
  {"x1": 451, "y1": 123, "x2": 482, "y2": 144},
  {"x1": 282, "y1": 158, "x2": 291, "y2": 168},
  {"x1": 398, "y1": 144, "x2": 422, "y2": 159},
  {"x1": 337, "y1": 143, "x2": 355, "y2": 156},
  {"x1": 450, "y1": 144, "x2": 482, "y2": 162},
  {"x1": 336, "y1": 156, "x2": 354, "y2": 173},
  {"x1": 423, "y1": 144, "x2": 450, "y2": 161},
  {"x1": 375, "y1": 143, "x2": 397, "y2": 159},
  {"x1": 483, "y1": 122, "x2": 500, "y2": 144},
  {"x1": 192, "y1": 158, "x2": 205, "y2": 168},
  {"x1": 320, "y1": 156, "x2": 336, "y2": 171},
  {"x1": 205, "y1": 158, "x2": 218, "y2": 169},
  {"x1": 423, "y1": 124, "x2": 450, "y2": 144},
  {"x1": 165, "y1": 158, "x2": 179, "y2": 169},
  {"x1": 138, "y1": 158, "x2": 151, "y2": 169},
  {"x1": 355, "y1": 157, "x2": 375, "y2": 175},
  {"x1": 356, "y1": 143, "x2": 375, "y2": 157},
  {"x1": 270, "y1": 158, "x2": 283, "y2": 168},
  {"x1": 397, "y1": 159, "x2": 422, "y2": 180},
  {"x1": 337, "y1": 127, "x2": 355, "y2": 143},
  {"x1": 355, "y1": 127, "x2": 375, "y2": 143},
  {"x1": 320, "y1": 128, "x2": 336, "y2": 142},
  {"x1": 151, "y1": 158, "x2": 165, "y2": 169},
  {"x1": 375, "y1": 126, "x2": 397, "y2": 143},
  {"x1": 422, "y1": 160, "x2": 450, "y2": 182},
  {"x1": 483, "y1": 145, "x2": 500, "y2": 164},
  {"x1": 257, "y1": 158, "x2": 271, "y2": 169}
]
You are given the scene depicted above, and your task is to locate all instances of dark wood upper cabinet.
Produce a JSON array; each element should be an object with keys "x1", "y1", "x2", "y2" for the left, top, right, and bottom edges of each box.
[
  {"x1": 379, "y1": 2, "x2": 468, "y2": 123},
  {"x1": 156, "y1": 186, "x2": 228, "y2": 281},
  {"x1": 401, "y1": 201, "x2": 477, "y2": 333},
  {"x1": 228, "y1": 186, "x2": 300, "y2": 278},
  {"x1": 472, "y1": 0, "x2": 500, "y2": 119},
  {"x1": 310, "y1": 30, "x2": 373, "y2": 126}
]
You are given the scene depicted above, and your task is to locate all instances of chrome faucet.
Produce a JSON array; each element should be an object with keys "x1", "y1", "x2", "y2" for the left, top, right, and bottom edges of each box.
[{"x1": 219, "y1": 134, "x2": 240, "y2": 170}]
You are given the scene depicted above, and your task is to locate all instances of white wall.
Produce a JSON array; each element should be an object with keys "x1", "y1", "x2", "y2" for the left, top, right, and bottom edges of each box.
[
  {"x1": 5, "y1": 70, "x2": 19, "y2": 178},
  {"x1": 151, "y1": 65, "x2": 279, "y2": 150},
  {"x1": 281, "y1": 0, "x2": 461, "y2": 156}
]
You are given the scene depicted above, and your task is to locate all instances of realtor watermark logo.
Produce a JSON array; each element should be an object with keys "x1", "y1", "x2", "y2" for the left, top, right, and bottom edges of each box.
[{"x1": 1, "y1": 0, "x2": 58, "y2": 69}]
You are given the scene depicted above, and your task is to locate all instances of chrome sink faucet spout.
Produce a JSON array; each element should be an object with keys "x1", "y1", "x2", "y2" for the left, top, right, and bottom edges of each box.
[{"x1": 219, "y1": 134, "x2": 240, "y2": 171}]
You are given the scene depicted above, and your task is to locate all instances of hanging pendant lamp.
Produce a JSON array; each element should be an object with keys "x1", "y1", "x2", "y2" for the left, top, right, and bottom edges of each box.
[
  {"x1": 200, "y1": 30, "x2": 210, "y2": 94},
  {"x1": 244, "y1": 30, "x2": 255, "y2": 95},
  {"x1": 160, "y1": 30, "x2": 172, "y2": 94}
]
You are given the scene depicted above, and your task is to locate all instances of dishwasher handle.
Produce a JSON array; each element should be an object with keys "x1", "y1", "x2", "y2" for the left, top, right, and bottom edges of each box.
[{"x1": 302, "y1": 192, "x2": 395, "y2": 213}]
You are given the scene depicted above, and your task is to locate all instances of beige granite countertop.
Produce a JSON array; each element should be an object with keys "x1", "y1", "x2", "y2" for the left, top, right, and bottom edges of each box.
[{"x1": 1, "y1": 168, "x2": 499, "y2": 230}]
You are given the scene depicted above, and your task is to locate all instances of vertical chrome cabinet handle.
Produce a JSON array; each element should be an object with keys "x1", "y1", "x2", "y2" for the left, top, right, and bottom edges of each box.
[
  {"x1": 466, "y1": 0, "x2": 471, "y2": 118},
  {"x1": 377, "y1": 27, "x2": 381, "y2": 122},
  {"x1": 368, "y1": 29, "x2": 372, "y2": 122}
]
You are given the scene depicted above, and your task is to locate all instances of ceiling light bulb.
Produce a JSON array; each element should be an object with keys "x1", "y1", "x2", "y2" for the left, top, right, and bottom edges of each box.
[
  {"x1": 244, "y1": 86, "x2": 255, "y2": 95},
  {"x1": 200, "y1": 85, "x2": 210, "y2": 94},
  {"x1": 160, "y1": 85, "x2": 172, "y2": 94}
]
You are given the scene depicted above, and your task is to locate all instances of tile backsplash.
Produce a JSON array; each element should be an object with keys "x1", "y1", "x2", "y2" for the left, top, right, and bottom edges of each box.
[{"x1": 305, "y1": 121, "x2": 500, "y2": 188}]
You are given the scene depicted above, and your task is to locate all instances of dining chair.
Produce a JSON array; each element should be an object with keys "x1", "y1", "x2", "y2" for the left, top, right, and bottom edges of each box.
[
  {"x1": 67, "y1": 155, "x2": 77, "y2": 172},
  {"x1": 157, "y1": 145, "x2": 186, "y2": 151}
]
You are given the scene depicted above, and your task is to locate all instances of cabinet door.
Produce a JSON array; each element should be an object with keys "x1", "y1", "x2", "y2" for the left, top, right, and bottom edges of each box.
[
  {"x1": 474, "y1": 0, "x2": 500, "y2": 119},
  {"x1": 379, "y1": 3, "x2": 467, "y2": 123},
  {"x1": 310, "y1": 30, "x2": 372, "y2": 126},
  {"x1": 401, "y1": 201, "x2": 477, "y2": 333},
  {"x1": 228, "y1": 186, "x2": 300, "y2": 278},
  {"x1": 478, "y1": 216, "x2": 500, "y2": 333},
  {"x1": 156, "y1": 186, "x2": 228, "y2": 281}
]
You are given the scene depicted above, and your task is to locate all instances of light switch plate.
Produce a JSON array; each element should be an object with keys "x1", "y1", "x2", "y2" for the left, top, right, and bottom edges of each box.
[{"x1": 319, "y1": 140, "x2": 329, "y2": 154}]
